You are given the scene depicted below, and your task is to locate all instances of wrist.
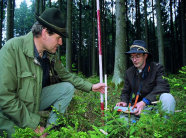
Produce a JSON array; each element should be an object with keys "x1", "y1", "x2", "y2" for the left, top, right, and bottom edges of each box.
[
  {"x1": 142, "y1": 101, "x2": 146, "y2": 106},
  {"x1": 142, "y1": 98, "x2": 151, "y2": 105}
]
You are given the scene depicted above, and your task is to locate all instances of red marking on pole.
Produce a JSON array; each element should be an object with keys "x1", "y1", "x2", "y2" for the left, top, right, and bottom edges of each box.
[
  {"x1": 101, "y1": 102, "x2": 104, "y2": 116},
  {"x1": 97, "y1": 10, "x2": 102, "y2": 55}
]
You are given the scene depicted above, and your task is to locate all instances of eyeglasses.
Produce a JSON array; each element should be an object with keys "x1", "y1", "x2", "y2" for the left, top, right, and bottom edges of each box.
[{"x1": 130, "y1": 54, "x2": 143, "y2": 60}]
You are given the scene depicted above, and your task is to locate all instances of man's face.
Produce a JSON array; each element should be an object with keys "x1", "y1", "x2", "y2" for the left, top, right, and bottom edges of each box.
[
  {"x1": 130, "y1": 53, "x2": 148, "y2": 69},
  {"x1": 43, "y1": 29, "x2": 63, "y2": 53}
]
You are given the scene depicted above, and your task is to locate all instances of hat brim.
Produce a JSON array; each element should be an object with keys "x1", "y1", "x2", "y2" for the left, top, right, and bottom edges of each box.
[
  {"x1": 125, "y1": 50, "x2": 152, "y2": 59},
  {"x1": 35, "y1": 15, "x2": 68, "y2": 38},
  {"x1": 125, "y1": 50, "x2": 149, "y2": 54}
]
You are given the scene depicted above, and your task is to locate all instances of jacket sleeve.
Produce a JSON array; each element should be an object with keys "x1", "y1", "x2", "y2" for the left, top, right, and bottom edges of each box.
[
  {"x1": 145, "y1": 64, "x2": 170, "y2": 102},
  {"x1": 0, "y1": 42, "x2": 40, "y2": 129},
  {"x1": 54, "y1": 56, "x2": 93, "y2": 92},
  {"x1": 120, "y1": 72, "x2": 132, "y2": 103}
]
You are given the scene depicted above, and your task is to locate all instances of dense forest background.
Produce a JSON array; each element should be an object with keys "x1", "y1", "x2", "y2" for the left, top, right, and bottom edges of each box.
[{"x1": 0, "y1": 0, "x2": 186, "y2": 85}]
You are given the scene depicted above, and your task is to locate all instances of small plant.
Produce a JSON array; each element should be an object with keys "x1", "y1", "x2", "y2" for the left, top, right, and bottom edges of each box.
[{"x1": 12, "y1": 127, "x2": 37, "y2": 137}]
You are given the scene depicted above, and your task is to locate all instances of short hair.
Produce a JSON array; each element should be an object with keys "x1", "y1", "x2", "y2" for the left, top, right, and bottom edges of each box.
[{"x1": 31, "y1": 21, "x2": 55, "y2": 37}]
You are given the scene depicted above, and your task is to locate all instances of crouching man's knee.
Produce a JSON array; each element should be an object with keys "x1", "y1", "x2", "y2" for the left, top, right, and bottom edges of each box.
[{"x1": 160, "y1": 93, "x2": 176, "y2": 114}]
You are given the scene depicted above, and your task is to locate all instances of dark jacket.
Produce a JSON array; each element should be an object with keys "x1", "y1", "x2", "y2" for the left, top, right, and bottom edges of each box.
[{"x1": 121, "y1": 62, "x2": 170, "y2": 104}]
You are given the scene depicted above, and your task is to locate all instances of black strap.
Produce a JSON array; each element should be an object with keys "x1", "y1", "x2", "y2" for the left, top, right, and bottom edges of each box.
[
  {"x1": 128, "y1": 63, "x2": 150, "y2": 105},
  {"x1": 49, "y1": 59, "x2": 61, "y2": 84}
]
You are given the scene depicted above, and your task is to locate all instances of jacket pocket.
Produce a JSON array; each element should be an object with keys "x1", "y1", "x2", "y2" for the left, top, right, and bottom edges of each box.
[{"x1": 18, "y1": 71, "x2": 35, "y2": 103}]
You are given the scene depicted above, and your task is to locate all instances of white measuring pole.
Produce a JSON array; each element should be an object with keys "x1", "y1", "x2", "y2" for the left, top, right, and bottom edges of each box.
[
  {"x1": 96, "y1": 0, "x2": 104, "y2": 115},
  {"x1": 105, "y1": 74, "x2": 108, "y2": 110}
]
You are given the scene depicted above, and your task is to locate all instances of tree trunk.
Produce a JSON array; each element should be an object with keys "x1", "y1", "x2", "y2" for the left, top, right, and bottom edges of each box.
[
  {"x1": 174, "y1": 0, "x2": 180, "y2": 69},
  {"x1": 135, "y1": 0, "x2": 141, "y2": 39},
  {"x1": 111, "y1": 0, "x2": 115, "y2": 73},
  {"x1": 102, "y1": 0, "x2": 107, "y2": 75},
  {"x1": 66, "y1": 0, "x2": 72, "y2": 71},
  {"x1": 39, "y1": 0, "x2": 43, "y2": 14},
  {"x1": 40, "y1": 0, "x2": 45, "y2": 14},
  {"x1": 78, "y1": 0, "x2": 82, "y2": 73},
  {"x1": 0, "y1": 0, "x2": 3, "y2": 48},
  {"x1": 91, "y1": 0, "x2": 96, "y2": 75},
  {"x1": 155, "y1": 0, "x2": 164, "y2": 65},
  {"x1": 49, "y1": 0, "x2": 51, "y2": 8},
  {"x1": 152, "y1": 0, "x2": 155, "y2": 36},
  {"x1": 112, "y1": 0, "x2": 127, "y2": 85},
  {"x1": 58, "y1": 0, "x2": 63, "y2": 60},
  {"x1": 144, "y1": 0, "x2": 148, "y2": 48},
  {"x1": 11, "y1": 0, "x2": 15, "y2": 37},
  {"x1": 43, "y1": 0, "x2": 45, "y2": 11},
  {"x1": 126, "y1": 0, "x2": 128, "y2": 45},
  {"x1": 181, "y1": 0, "x2": 186, "y2": 66},
  {"x1": 35, "y1": 0, "x2": 40, "y2": 16},
  {"x1": 170, "y1": 0, "x2": 176, "y2": 73},
  {"x1": 59, "y1": 0, "x2": 62, "y2": 10},
  {"x1": 6, "y1": 0, "x2": 14, "y2": 41},
  {"x1": 150, "y1": 0, "x2": 157, "y2": 62}
]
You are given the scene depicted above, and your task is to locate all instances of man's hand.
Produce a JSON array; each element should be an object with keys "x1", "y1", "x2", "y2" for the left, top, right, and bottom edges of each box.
[
  {"x1": 116, "y1": 102, "x2": 127, "y2": 107},
  {"x1": 133, "y1": 101, "x2": 146, "y2": 115},
  {"x1": 35, "y1": 126, "x2": 47, "y2": 138},
  {"x1": 92, "y1": 83, "x2": 105, "y2": 94}
]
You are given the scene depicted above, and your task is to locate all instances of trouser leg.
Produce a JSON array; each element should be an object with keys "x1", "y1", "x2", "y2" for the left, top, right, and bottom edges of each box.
[
  {"x1": 159, "y1": 93, "x2": 176, "y2": 114},
  {"x1": 40, "y1": 82, "x2": 75, "y2": 125}
]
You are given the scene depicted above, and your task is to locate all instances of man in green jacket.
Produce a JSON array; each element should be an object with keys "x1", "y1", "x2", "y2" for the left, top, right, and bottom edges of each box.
[{"x1": 0, "y1": 8, "x2": 105, "y2": 137}]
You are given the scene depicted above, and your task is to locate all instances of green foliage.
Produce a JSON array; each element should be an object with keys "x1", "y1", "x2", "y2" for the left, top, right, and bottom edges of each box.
[
  {"x1": 165, "y1": 66, "x2": 186, "y2": 109},
  {"x1": 12, "y1": 127, "x2": 37, "y2": 137},
  {"x1": 60, "y1": 55, "x2": 77, "y2": 72},
  {"x1": 60, "y1": 55, "x2": 66, "y2": 67},
  {"x1": 0, "y1": 131, "x2": 8, "y2": 138},
  {"x1": 12, "y1": 67, "x2": 186, "y2": 137},
  {"x1": 127, "y1": 110, "x2": 186, "y2": 138},
  {"x1": 14, "y1": 1, "x2": 35, "y2": 36},
  {"x1": 101, "y1": 109, "x2": 128, "y2": 137}
]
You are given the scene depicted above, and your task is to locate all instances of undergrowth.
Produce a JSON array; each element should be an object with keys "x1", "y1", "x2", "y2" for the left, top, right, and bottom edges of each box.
[{"x1": 1, "y1": 67, "x2": 185, "y2": 138}]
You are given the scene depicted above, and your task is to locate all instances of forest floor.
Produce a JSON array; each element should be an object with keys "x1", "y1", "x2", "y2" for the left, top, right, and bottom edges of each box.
[{"x1": 6, "y1": 66, "x2": 186, "y2": 138}]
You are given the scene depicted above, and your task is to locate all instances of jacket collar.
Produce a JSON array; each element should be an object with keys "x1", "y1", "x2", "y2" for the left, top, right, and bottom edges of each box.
[
  {"x1": 22, "y1": 32, "x2": 56, "y2": 62},
  {"x1": 22, "y1": 32, "x2": 35, "y2": 58}
]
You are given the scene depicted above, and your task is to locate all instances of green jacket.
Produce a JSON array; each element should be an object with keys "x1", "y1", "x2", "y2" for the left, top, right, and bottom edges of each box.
[{"x1": 0, "y1": 32, "x2": 92, "y2": 135}]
